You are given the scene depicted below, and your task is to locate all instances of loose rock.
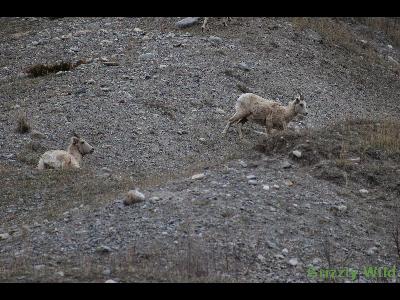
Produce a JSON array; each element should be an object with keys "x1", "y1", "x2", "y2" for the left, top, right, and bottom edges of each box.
[
  {"x1": 257, "y1": 254, "x2": 266, "y2": 262},
  {"x1": 124, "y1": 190, "x2": 145, "y2": 205},
  {"x1": 237, "y1": 62, "x2": 251, "y2": 71},
  {"x1": 292, "y1": 150, "x2": 302, "y2": 158},
  {"x1": 288, "y1": 258, "x2": 299, "y2": 266},
  {"x1": 0, "y1": 233, "x2": 10, "y2": 240},
  {"x1": 209, "y1": 36, "x2": 222, "y2": 44},
  {"x1": 30, "y1": 130, "x2": 46, "y2": 139},
  {"x1": 139, "y1": 53, "x2": 156, "y2": 60},
  {"x1": 96, "y1": 245, "x2": 112, "y2": 253},
  {"x1": 192, "y1": 173, "x2": 205, "y2": 180},
  {"x1": 105, "y1": 279, "x2": 117, "y2": 283},
  {"x1": 367, "y1": 246, "x2": 378, "y2": 255},
  {"x1": 175, "y1": 17, "x2": 200, "y2": 28},
  {"x1": 103, "y1": 61, "x2": 119, "y2": 66}
]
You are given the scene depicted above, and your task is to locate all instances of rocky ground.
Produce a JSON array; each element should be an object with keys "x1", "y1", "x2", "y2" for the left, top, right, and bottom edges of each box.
[{"x1": 0, "y1": 17, "x2": 400, "y2": 282}]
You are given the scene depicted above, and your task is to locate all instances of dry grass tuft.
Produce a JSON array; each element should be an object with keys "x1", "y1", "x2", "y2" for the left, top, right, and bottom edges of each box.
[
  {"x1": 292, "y1": 17, "x2": 355, "y2": 47},
  {"x1": 360, "y1": 120, "x2": 400, "y2": 155},
  {"x1": 335, "y1": 141, "x2": 351, "y2": 168},
  {"x1": 144, "y1": 100, "x2": 177, "y2": 120},
  {"x1": 358, "y1": 17, "x2": 400, "y2": 48},
  {"x1": 25, "y1": 59, "x2": 87, "y2": 78},
  {"x1": 16, "y1": 112, "x2": 31, "y2": 134},
  {"x1": 291, "y1": 17, "x2": 389, "y2": 66}
]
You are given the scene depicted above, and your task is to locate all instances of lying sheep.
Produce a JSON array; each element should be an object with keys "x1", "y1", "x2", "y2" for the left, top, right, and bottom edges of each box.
[
  {"x1": 202, "y1": 17, "x2": 232, "y2": 31},
  {"x1": 37, "y1": 134, "x2": 94, "y2": 170},
  {"x1": 222, "y1": 92, "x2": 308, "y2": 139}
]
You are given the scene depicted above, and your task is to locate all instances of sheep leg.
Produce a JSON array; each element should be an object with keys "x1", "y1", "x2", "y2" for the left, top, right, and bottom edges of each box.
[
  {"x1": 222, "y1": 112, "x2": 249, "y2": 136},
  {"x1": 222, "y1": 121, "x2": 232, "y2": 136},
  {"x1": 237, "y1": 123, "x2": 244, "y2": 139},
  {"x1": 237, "y1": 117, "x2": 248, "y2": 139},
  {"x1": 222, "y1": 112, "x2": 235, "y2": 135},
  {"x1": 265, "y1": 118, "x2": 273, "y2": 136},
  {"x1": 201, "y1": 17, "x2": 209, "y2": 32},
  {"x1": 282, "y1": 121, "x2": 288, "y2": 132}
]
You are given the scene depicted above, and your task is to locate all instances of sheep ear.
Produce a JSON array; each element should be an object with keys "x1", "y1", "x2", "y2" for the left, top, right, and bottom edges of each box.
[{"x1": 294, "y1": 97, "x2": 300, "y2": 103}]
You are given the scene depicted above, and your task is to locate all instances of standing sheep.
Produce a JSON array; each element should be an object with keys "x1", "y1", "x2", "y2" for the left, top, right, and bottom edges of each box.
[
  {"x1": 37, "y1": 134, "x2": 94, "y2": 170},
  {"x1": 222, "y1": 92, "x2": 308, "y2": 139}
]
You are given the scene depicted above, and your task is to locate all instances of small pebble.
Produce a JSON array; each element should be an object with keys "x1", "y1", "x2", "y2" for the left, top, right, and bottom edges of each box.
[
  {"x1": 209, "y1": 35, "x2": 222, "y2": 44},
  {"x1": 292, "y1": 150, "x2": 302, "y2": 158},
  {"x1": 288, "y1": 258, "x2": 299, "y2": 266},
  {"x1": 263, "y1": 185, "x2": 270, "y2": 191},
  {"x1": 0, "y1": 233, "x2": 10, "y2": 240},
  {"x1": 367, "y1": 246, "x2": 378, "y2": 255},
  {"x1": 192, "y1": 173, "x2": 205, "y2": 180},
  {"x1": 124, "y1": 189, "x2": 145, "y2": 205},
  {"x1": 239, "y1": 160, "x2": 248, "y2": 168},
  {"x1": 237, "y1": 62, "x2": 251, "y2": 71}
]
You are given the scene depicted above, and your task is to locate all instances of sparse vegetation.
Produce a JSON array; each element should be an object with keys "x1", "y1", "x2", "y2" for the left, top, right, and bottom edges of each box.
[
  {"x1": 16, "y1": 112, "x2": 31, "y2": 134},
  {"x1": 25, "y1": 59, "x2": 87, "y2": 78},
  {"x1": 291, "y1": 17, "x2": 390, "y2": 66},
  {"x1": 144, "y1": 100, "x2": 177, "y2": 120},
  {"x1": 16, "y1": 140, "x2": 48, "y2": 165},
  {"x1": 357, "y1": 17, "x2": 400, "y2": 48},
  {"x1": 360, "y1": 120, "x2": 400, "y2": 155},
  {"x1": 0, "y1": 235, "x2": 236, "y2": 282},
  {"x1": 392, "y1": 224, "x2": 400, "y2": 263},
  {"x1": 292, "y1": 17, "x2": 355, "y2": 47},
  {"x1": 255, "y1": 118, "x2": 400, "y2": 193}
]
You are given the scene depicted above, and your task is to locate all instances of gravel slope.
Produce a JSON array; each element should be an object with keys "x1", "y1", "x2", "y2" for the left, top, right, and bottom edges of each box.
[{"x1": 0, "y1": 17, "x2": 399, "y2": 282}]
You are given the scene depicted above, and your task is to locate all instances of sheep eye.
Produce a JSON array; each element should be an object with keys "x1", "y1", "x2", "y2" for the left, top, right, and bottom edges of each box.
[
  {"x1": 300, "y1": 103, "x2": 304, "y2": 107},
  {"x1": 80, "y1": 141, "x2": 84, "y2": 144}
]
